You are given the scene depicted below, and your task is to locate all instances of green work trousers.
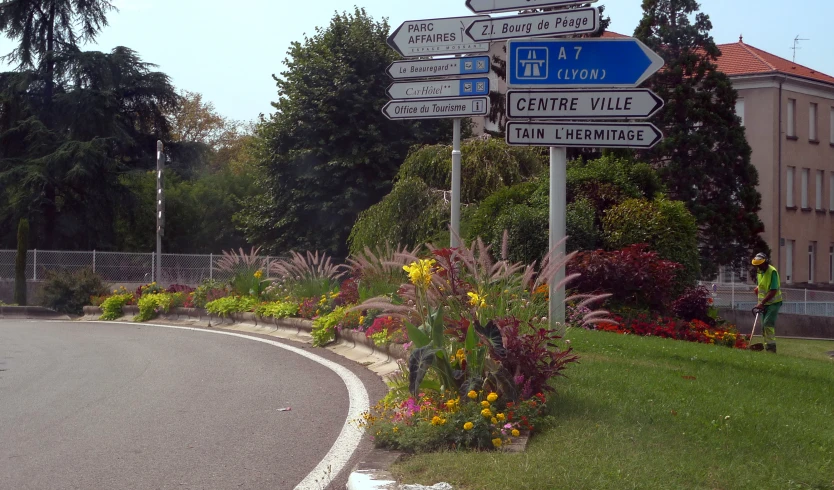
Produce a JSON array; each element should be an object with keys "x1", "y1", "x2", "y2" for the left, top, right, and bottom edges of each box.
[{"x1": 761, "y1": 302, "x2": 782, "y2": 346}]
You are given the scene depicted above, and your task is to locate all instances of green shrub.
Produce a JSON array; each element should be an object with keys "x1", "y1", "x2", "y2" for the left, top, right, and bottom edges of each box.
[
  {"x1": 602, "y1": 197, "x2": 700, "y2": 287},
  {"x1": 193, "y1": 279, "x2": 228, "y2": 309},
  {"x1": 468, "y1": 181, "x2": 539, "y2": 243},
  {"x1": 100, "y1": 294, "x2": 133, "y2": 321},
  {"x1": 349, "y1": 177, "x2": 448, "y2": 254},
  {"x1": 40, "y1": 268, "x2": 108, "y2": 315},
  {"x1": 135, "y1": 292, "x2": 184, "y2": 322},
  {"x1": 255, "y1": 301, "x2": 299, "y2": 319},
  {"x1": 397, "y1": 138, "x2": 546, "y2": 203},
  {"x1": 205, "y1": 296, "x2": 257, "y2": 318},
  {"x1": 311, "y1": 306, "x2": 347, "y2": 347},
  {"x1": 566, "y1": 198, "x2": 600, "y2": 252}
]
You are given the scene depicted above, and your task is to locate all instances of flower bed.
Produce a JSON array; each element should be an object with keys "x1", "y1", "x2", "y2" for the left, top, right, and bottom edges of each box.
[{"x1": 594, "y1": 313, "x2": 749, "y2": 349}]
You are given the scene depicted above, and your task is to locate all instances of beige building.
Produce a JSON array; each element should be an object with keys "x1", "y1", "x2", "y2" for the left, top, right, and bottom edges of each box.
[{"x1": 474, "y1": 34, "x2": 834, "y2": 285}]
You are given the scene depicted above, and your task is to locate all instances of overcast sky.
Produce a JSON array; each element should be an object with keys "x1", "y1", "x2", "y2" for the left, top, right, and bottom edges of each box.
[{"x1": 0, "y1": 0, "x2": 830, "y2": 123}]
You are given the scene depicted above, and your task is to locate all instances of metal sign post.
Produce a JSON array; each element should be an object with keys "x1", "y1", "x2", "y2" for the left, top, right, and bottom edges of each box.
[
  {"x1": 451, "y1": 118, "x2": 462, "y2": 248},
  {"x1": 156, "y1": 140, "x2": 164, "y2": 285}
]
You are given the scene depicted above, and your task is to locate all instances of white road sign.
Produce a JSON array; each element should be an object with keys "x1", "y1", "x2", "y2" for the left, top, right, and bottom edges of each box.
[
  {"x1": 466, "y1": 8, "x2": 598, "y2": 42},
  {"x1": 387, "y1": 78, "x2": 490, "y2": 100},
  {"x1": 387, "y1": 15, "x2": 490, "y2": 58},
  {"x1": 466, "y1": 0, "x2": 597, "y2": 14},
  {"x1": 386, "y1": 56, "x2": 490, "y2": 81},
  {"x1": 382, "y1": 96, "x2": 491, "y2": 120},
  {"x1": 506, "y1": 121, "x2": 663, "y2": 148},
  {"x1": 507, "y1": 89, "x2": 664, "y2": 120}
]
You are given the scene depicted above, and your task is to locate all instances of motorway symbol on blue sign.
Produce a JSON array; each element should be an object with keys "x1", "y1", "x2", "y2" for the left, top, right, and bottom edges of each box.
[
  {"x1": 387, "y1": 56, "x2": 490, "y2": 81},
  {"x1": 466, "y1": 0, "x2": 597, "y2": 14},
  {"x1": 465, "y1": 8, "x2": 598, "y2": 42},
  {"x1": 507, "y1": 38, "x2": 664, "y2": 88},
  {"x1": 505, "y1": 121, "x2": 663, "y2": 148},
  {"x1": 387, "y1": 77, "x2": 490, "y2": 100}
]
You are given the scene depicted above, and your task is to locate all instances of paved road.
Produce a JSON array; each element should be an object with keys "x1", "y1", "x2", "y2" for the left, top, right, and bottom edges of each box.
[{"x1": 0, "y1": 320, "x2": 384, "y2": 489}]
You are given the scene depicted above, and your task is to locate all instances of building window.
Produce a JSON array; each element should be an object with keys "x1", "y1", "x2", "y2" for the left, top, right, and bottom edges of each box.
[
  {"x1": 809, "y1": 242, "x2": 817, "y2": 283},
  {"x1": 735, "y1": 98, "x2": 745, "y2": 126},
  {"x1": 830, "y1": 173, "x2": 834, "y2": 211},
  {"x1": 801, "y1": 168, "x2": 809, "y2": 208},
  {"x1": 810, "y1": 103, "x2": 818, "y2": 141},
  {"x1": 787, "y1": 167, "x2": 795, "y2": 207},
  {"x1": 830, "y1": 107, "x2": 834, "y2": 144},
  {"x1": 786, "y1": 240, "x2": 794, "y2": 283},
  {"x1": 787, "y1": 98, "x2": 796, "y2": 137},
  {"x1": 817, "y1": 170, "x2": 824, "y2": 210},
  {"x1": 829, "y1": 245, "x2": 833, "y2": 284}
]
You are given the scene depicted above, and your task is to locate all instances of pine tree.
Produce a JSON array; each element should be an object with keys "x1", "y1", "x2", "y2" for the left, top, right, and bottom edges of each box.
[{"x1": 635, "y1": 0, "x2": 767, "y2": 277}]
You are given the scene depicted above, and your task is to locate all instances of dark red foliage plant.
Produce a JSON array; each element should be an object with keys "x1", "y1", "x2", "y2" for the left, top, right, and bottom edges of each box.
[
  {"x1": 672, "y1": 286, "x2": 714, "y2": 324},
  {"x1": 568, "y1": 244, "x2": 683, "y2": 312},
  {"x1": 167, "y1": 284, "x2": 195, "y2": 294},
  {"x1": 491, "y1": 317, "x2": 579, "y2": 400},
  {"x1": 335, "y1": 277, "x2": 359, "y2": 306}
]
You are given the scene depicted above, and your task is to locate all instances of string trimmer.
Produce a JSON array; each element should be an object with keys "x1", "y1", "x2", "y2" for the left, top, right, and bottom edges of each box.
[{"x1": 748, "y1": 306, "x2": 765, "y2": 351}]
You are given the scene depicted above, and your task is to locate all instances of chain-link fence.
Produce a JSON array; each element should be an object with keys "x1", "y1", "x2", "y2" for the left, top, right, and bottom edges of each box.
[
  {"x1": 702, "y1": 281, "x2": 834, "y2": 317},
  {"x1": 0, "y1": 250, "x2": 277, "y2": 286}
]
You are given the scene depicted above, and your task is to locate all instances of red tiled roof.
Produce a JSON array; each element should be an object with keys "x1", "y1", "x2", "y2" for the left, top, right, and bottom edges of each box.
[
  {"x1": 715, "y1": 41, "x2": 834, "y2": 86},
  {"x1": 603, "y1": 31, "x2": 834, "y2": 86}
]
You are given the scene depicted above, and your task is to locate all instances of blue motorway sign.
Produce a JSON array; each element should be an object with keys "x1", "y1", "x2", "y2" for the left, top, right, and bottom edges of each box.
[{"x1": 507, "y1": 38, "x2": 664, "y2": 89}]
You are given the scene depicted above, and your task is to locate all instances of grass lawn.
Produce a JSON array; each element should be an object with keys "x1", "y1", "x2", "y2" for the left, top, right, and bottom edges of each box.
[{"x1": 393, "y1": 329, "x2": 834, "y2": 490}]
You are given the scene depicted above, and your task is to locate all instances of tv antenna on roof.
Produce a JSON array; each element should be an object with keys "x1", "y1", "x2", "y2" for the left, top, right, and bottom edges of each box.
[{"x1": 791, "y1": 35, "x2": 809, "y2": 63}]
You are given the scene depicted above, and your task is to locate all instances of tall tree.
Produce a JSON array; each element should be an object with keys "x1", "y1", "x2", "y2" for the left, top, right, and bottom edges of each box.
[
  {"x1": 0, "y1": 47, "x2": 178, "y2": 250},
  {"x1": 236, "y1": 8, "x2": 451, "y2": 257},
  {"x1": 0, "y1": 0, "x2": 116, "y2": 248},
  {"x1": 635, "y1": 0, "x2": 767, "y2": 277}
]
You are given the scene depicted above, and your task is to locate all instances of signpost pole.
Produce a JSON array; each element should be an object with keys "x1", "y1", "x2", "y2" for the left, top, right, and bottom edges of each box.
[
  {"x1": 549, "y1": 146, "x2": 567, "y2": 334},
  {"x1": 156, "y1": 140, "x2": 164, "y2": 286},
  {"x1": 451, "y1": 118, "x2": 462, "y2": 248}
]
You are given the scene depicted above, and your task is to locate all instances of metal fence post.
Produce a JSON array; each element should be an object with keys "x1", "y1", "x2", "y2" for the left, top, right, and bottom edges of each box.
[
  {"x1": 151, "y1": 254, "x2": 155, "y2": 283},
  {"x1": 209, "y1": 253, "x2": 213, "y2": 280},
  {"x1": 804, "y1": 288, "x2": 808, "y2": 315},
  {"x1": 33, "y1": 249, "x2": 37, "y2": 281},
  {"x1": 731, "y1": 272, "x2": 735, "y2": 310},
  {"x1": 93, "y1": 250, "x2": 96, "y2": 274}
]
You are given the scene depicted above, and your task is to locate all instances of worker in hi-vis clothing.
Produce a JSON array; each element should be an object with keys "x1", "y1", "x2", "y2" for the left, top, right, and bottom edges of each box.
[{"x1": 752, "y1": 253, "x2": 783, "y2": 353}]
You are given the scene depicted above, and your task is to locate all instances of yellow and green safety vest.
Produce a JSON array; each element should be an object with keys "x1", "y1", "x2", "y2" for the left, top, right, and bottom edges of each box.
[{"x1": 756, "y1": 265, "x2": 784, "y2": 305}]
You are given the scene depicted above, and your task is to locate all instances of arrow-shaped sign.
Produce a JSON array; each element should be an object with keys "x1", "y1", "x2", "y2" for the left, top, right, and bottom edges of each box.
[
  {"x1": 506, "y1": 121, "x2": 663, "y2": 148},
  {"x1": 507, "y1": 37, "x2": 665, "y2": 88},
  {"x1": 387, "y1": 56, "x2": 490, "y2": 81},
  {"x1": 507, "y1": 89, "x2": 664, "y2": 120},
  {"x1": 466, "y1": 8, "x2": 598, "y2": 42},
  {"x1": 382, "y1": 96, "x2": 490, "y2": 120},
  {"x1": 466, "y1": 0, "x2": 597, "y2": 14},
  {"x1": 388, "y1": 78, "x2": 490, "y2": 100},
  {"x1": 387, "y1": 15, "x2": 489, "y2": 58}
]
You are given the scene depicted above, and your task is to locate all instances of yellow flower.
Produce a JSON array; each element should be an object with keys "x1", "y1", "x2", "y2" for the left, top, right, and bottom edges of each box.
[
  {"x1": 463, "y1": 422, "x2": 474, "y2": 431},
  {"x1": 467, "y1": 390, "x2": 478, "y2": 400},
  {"x1": 490, "y1": 417, "x2": 498, "y2": 424},
  {"x1": 467, "y1": 291, "x2": 488, "y2": 308},
  {"x1": 455, "y1": 348, "x2": 466, "y2": 362},
  {"x1": 496, "y1": 413, "x2": 505, "y2": 421},
  {"x1": 492, "y1": 438, "x2": 502, "y2": 448},
  {"x1": 359, "y1": 316, "x2": 365, "y2": 324},
  {"x1": 445, "y1": 399, "x2": 457, "y2": 410},
  {"x1": 487, "y1": 392, "x2": 498, "y2": 403},
  {"x1": 254, "y1": 270, "x2": 263, "y2": 279},
  {"x1": 402, "y1": 259, "x2": 436, "y2": 289},
  {"x1": 431, "y1": 416, "x2": 446, "y2": 426},
  {"x1": 481, "y1": 400, "x2": 490, "y2": 408},
  {"x1": 511, "y1": 429, "x2": 520, "y2": 437},
  {"x1": 481, "y1": 408, "x2": 492, "y2": 418}
]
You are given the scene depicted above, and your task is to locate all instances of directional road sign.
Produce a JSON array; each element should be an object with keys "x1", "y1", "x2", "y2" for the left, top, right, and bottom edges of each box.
[
  {"x1": 382, "y1": 96, "x2": 490, "y2": 120},
  {"x1": 387, "y1": 16, "x2": 490, "y2": 58},
  {"x1": 387, "y1": 56, "x2": 490, "y2": 81},
  {"x1": 387, "y1": 78, "x2": 490, "y2": 100},
  {"x1": 507, "y1": 89, "x2": 664, "y2": 120},
  {"x1": 466, "y1": 0, "x2": 597, "y2": 14},
  {"x1": 507, "y1": 38, "x2": 664, "y2": 88},
  {"x1": 466, "y1": 8, "x2": 598, "y2": 42},
  {"x1": 505, "y1": 121, "x2": 663, "y2": 148}
]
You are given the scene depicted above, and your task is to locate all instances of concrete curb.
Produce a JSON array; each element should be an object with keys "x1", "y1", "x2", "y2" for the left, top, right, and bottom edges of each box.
[{"x1": 0, "y1": 305, "x2": 71, "y2": 320}]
